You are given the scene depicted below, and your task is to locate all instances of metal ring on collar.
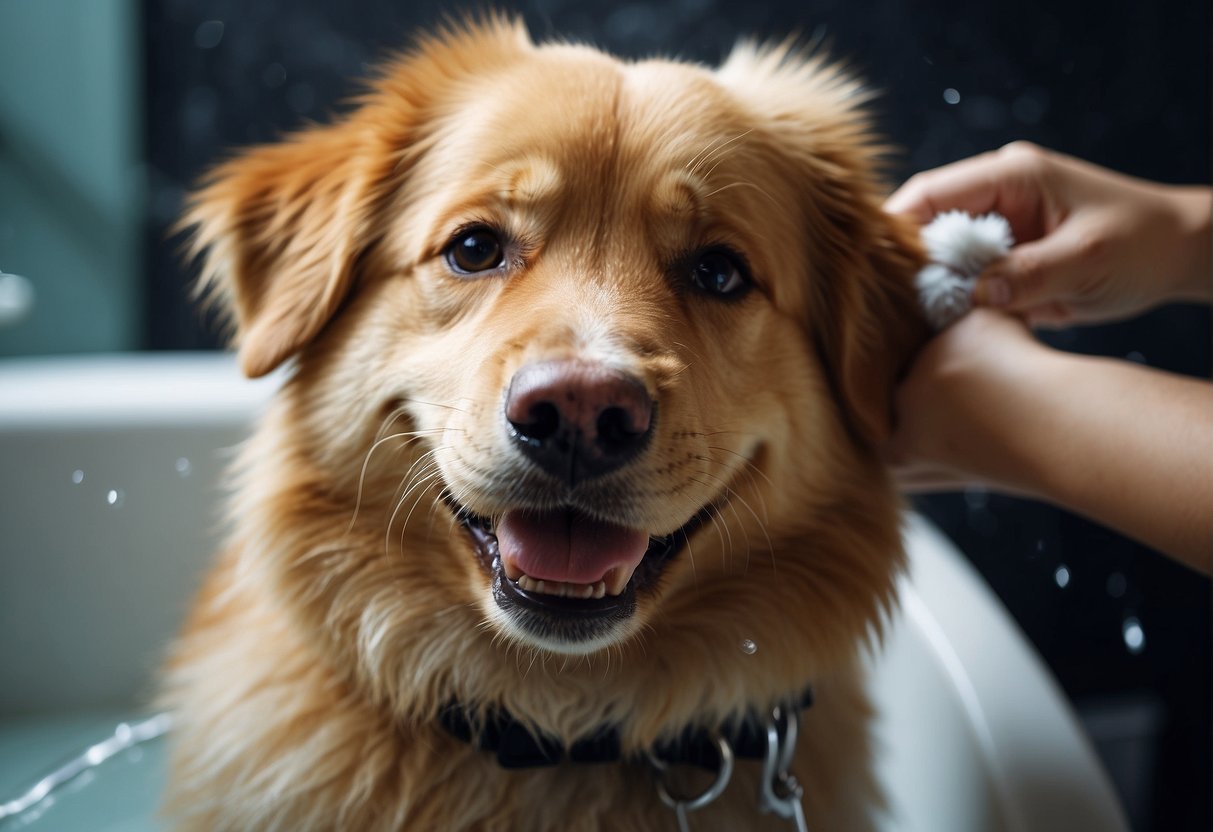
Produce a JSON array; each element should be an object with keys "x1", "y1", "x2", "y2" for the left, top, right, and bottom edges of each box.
[{"x1": 649, "y1": 732, "x2": 735, "y2": 813}]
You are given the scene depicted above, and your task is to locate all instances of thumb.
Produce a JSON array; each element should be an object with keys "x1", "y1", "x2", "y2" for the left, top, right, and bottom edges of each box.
[{"x1": 971, "y1": 229, "x2": 1086, "y2": 312}]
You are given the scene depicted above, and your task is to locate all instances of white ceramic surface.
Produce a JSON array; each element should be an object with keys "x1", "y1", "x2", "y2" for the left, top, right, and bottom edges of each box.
[{"x1": 0, "y1": 354, "x2": 1128, "y2": 830}]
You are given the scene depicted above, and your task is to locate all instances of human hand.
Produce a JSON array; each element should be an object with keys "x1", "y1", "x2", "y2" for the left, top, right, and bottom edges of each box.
[
  {"x1": 884, "y1": 308, "x2": 1055, "y2": 495},
  {"x1": 886, "y1": 142, "x2": 1212, "y2": 327}
]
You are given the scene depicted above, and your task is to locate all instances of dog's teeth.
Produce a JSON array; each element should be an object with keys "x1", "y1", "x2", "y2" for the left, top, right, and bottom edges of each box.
[
  {"x1": 502, "y1": 558, "x2": 523, "y2": 581},
  {"x1": 512, "y1": 570, "x2": 611, "y2": 600},
  {"x1": 603, "y1": 566, "x2": 632, "y2": 597}
]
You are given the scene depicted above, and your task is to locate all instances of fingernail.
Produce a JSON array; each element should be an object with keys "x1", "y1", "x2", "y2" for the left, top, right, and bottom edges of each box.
[{"x1": 974, "y1": 276, "x2": 1011, "y2": 307}]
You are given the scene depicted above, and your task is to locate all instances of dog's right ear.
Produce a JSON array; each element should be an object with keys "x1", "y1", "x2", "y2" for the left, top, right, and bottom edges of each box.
[
  {"x1": 182, "y1": 16, "x2": 532, "y2": 378},
  {"x1": 183, "y1": 124, "x2": 390, "y2": 378}
]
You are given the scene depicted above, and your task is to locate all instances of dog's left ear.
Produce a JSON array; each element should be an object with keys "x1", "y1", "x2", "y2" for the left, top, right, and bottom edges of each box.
[
  {"x1": 807, "y1": 206, "x2": 929, "y2": 448},
  {"x1": 718, "y1": 44, "x2": 930, "y2": 447}
]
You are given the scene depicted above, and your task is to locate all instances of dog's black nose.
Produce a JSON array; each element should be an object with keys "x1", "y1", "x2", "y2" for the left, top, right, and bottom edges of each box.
[{"x1": 505, "y1": 361, "x2": 654, "y2": 485}]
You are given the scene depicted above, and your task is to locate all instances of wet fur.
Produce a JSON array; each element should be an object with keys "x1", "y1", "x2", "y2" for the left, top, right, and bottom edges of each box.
[{"x1": 163, "y1": 18, "x2": 927, "y2": 831}]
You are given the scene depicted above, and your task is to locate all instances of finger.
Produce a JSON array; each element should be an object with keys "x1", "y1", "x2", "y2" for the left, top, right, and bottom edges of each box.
[
  {"x1": 885, "y1": 151, "x2": 1007, "y2": 222},
  {"x1": 885, "y1": 144, "x2": 1048, "y2": 241},
  {"x1": 972, "y1": 229, "x2": 1086, "y2": 312}
]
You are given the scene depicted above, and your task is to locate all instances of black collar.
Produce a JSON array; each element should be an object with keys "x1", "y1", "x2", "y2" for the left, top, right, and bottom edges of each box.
[{"x1": 438, "y1": 687, "x2": 814, "y2": 770}]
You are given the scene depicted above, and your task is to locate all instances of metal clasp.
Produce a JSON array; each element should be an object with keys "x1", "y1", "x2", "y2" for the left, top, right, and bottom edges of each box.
[
  {"x1": 648, "y1": 733, "x2": 735, "y2": 832},
  {"x1": 758, "y1": 705, "x2": 809, "y2": 832}
]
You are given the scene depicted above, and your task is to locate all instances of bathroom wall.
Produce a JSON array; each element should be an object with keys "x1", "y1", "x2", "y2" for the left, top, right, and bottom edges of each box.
[{"x1": 0, "y1": 0, "x2": 143, "y2": 356}]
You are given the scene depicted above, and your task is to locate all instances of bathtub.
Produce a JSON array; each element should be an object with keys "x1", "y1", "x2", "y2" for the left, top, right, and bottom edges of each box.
[{"x1": 0, "y1": 354, "x2": 1129, "y2": 830}]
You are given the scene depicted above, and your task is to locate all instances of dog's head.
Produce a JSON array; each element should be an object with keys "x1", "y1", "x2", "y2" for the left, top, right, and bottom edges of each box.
[{"x1": 186, "y1": 19, "x2": 925, "y2": 721}]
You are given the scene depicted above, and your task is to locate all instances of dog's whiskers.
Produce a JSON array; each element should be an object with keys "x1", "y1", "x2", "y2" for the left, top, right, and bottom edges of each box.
[
  {"x1": 349, "y1": 427, "x2": 450, "y2": 533},
  {"x1": 686, "y1": 474, "x2": 747, "y2": 569},
  {"x1": 385, "y1": 461, "x2": 444, "y2": 556},
  {"x1": 398, "y1": 470, "x2": 449, "y2": 550},
  {"x1": 686, "y1": 128, "x2": 752, "y2": 177},
  {"x1": 702, "y1": 180, "x2": 782, "y2": 215},
  {"x1": 694, "y1": 451, "x2": 772, "y2": 532},
  {"x1": 396, "y1": 396, "x2": 472, "y2": 415},
  {"x1": 705, "y1": 445, "x2": 776, "y2": 493}
]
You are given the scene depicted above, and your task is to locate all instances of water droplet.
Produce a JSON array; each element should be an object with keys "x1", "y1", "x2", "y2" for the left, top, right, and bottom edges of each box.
[
  {"x1": 106, "y1": 488, "x2": 125, "y2": 508},
  {"x1": 1054, "y1": 564, "x2": 1071, "y2": 589},
  {"x1": 194, "y1": 20, "x2": 224, "y2": 50},
  {"x1": 1122, "y1": 616, "x2": 1145, "y2": 654},
  {"x1": 943, "y1": 88, "x2": 961, "y2": 105},
  {"x1": 175, "y1": 457, "x2": 193, "y2": 477},
  {"x1": 740, "y1": 638, "x2": 757, "y2": 655},
  {"x1": 71, "y1": 469, "x2": 85, "y2": 485},
  {"x1": 1106, "y1": 572, "x2": 1127, "y2": 599}
]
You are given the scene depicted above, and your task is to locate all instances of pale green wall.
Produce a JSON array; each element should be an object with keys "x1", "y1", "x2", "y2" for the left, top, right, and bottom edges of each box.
[{"x1": 0, "y1": 0, "x2": 142, "y2": 356}]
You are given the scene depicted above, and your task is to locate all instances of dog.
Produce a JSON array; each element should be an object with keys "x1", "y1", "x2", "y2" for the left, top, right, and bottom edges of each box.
[{"x1": 162, "y1": 17, "x2": 928, "y2": 831}]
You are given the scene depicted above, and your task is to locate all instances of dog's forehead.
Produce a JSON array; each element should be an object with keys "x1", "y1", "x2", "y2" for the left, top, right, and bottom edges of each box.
[
  {"x1": 423, "y1": 50, "x2": 780, "y2": 207},
  {"x1": 389, "y1": 45, "x2": 816, "y2": 314},
  {"x1": 426, "y1": 54, "x2": 798, "y2": 231}
]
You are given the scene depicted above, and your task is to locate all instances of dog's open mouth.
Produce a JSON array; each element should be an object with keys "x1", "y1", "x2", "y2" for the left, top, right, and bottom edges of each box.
[{"x1": 454, "y1": 502, "x2": 707, "y2": 649}]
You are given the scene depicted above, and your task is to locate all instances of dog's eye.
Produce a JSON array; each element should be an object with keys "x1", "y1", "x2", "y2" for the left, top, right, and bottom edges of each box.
[
  {"x1": 691, "y1": 250, "x2": 749, "y2": 297},
  {"x1": 446, "y1": 228, "x2": 505, "y2": 274}
]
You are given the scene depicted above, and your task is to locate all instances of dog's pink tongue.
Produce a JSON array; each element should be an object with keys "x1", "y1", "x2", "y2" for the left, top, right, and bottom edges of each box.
[{"x1": 496, "y1": 509, "x2": 649, "y2": 586}]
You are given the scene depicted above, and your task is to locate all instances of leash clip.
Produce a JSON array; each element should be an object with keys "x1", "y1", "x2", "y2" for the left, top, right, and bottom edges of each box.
[{"x1": 758, "y1": 705, "x2": 810, "y2": 832}]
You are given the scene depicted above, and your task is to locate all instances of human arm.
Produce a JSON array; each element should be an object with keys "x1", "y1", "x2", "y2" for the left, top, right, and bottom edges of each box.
[
  {"x1": 886, "y1": 142, "x2": 1212, "y2": 326},
  {"x1": 886, "y1": 309, "x2": 1213, "y2": 574}
]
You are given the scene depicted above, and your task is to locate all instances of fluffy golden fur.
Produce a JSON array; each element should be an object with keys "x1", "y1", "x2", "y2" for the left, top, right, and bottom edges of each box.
[{"x1": 163, "y1": 18, "x2": 928, "y2": 831}]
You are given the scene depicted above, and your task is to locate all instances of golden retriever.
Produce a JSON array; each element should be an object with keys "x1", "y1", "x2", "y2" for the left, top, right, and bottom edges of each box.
[{"x1": 163, "y1": 17, "x2": 927, "y2": 831}]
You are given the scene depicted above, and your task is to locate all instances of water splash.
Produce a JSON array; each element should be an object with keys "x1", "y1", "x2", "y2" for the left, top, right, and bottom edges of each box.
[{"x1": 175, "y1": 457, "x2": 192, "y2": 478}]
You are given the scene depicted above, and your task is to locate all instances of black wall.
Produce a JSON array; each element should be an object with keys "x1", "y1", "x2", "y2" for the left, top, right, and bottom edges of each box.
[{"x1": 142, "y1": 2, "x2": 1211, "y2": 829}]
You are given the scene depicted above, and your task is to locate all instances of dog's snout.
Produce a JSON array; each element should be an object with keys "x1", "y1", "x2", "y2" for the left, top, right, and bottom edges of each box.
[{"x1": 505, "y1": 361, "x2": 654, "y2": 484}]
